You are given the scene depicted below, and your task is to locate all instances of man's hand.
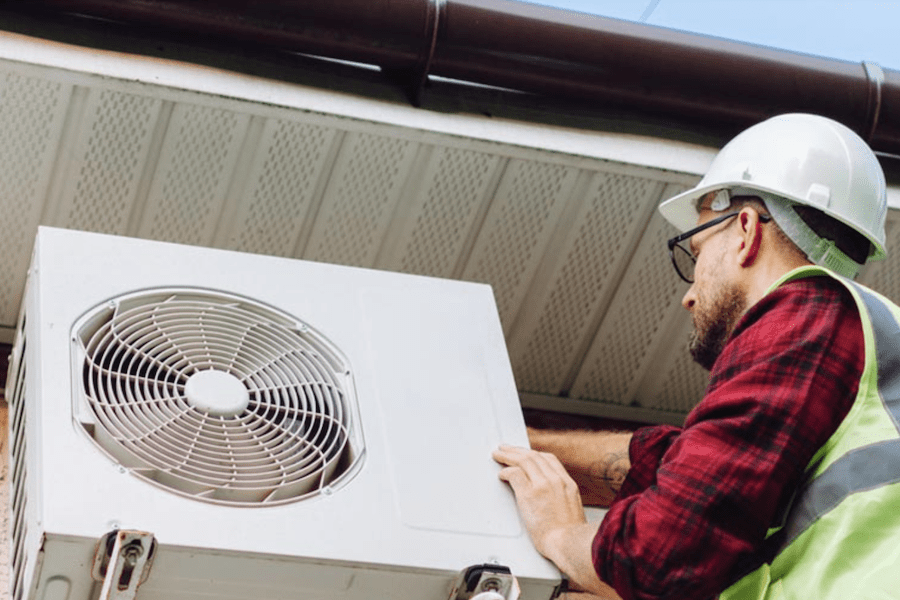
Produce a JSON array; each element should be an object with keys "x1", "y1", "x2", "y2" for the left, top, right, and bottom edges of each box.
[
  {"x1": 492, "y1": 445, "x2": 622, "y2": 599},
  {"x1": 492, "y1": 444, "x2": 586, "y2": 553}
]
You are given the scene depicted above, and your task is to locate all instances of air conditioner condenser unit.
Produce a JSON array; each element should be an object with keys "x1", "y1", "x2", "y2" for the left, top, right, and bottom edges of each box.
[{"x1": 6, "y1": 227, "x2": 561, "y2": 600}]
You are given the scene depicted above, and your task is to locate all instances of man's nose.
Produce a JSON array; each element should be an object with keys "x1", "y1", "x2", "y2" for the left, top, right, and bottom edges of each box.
[{"x1": 681, "y1": 287, "x2": 696, "y2": 311}]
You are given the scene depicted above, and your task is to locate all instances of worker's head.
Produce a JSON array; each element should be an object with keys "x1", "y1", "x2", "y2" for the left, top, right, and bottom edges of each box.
[{"x1": 658, "y1": 113, "x2": 887, "y2": 368}]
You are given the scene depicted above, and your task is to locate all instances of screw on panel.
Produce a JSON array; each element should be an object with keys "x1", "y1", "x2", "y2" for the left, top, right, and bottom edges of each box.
[
  {"x1": 122, "y1": 544, "x2": 143, "y2": 566},
  {"x1": 450, "y1": 564, "x2": 520, "y2": 600},
  {"x1": 92, "y1": 530, "x2": 157, "y2": 600},
  {"x1": 481, "y1": 578, "x2": 502, "y2": 592}
]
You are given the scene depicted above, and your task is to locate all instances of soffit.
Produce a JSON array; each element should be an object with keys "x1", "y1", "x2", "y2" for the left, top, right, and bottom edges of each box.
[{"x1": 1, "y1": 33, "x2": 898, "y2": 425}]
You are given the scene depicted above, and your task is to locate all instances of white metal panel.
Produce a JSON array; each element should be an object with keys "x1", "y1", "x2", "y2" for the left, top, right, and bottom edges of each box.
[
  {"x1": 641, "y1": 319, "x2": 712, "y2": 414},
  {"x1": 858, "y1": 211, "x2": 900, "y2": 297},
  {"x1": 361, "y1": 284, "x2": 521, "y2": 535},
  {"x1": 463, "y1": 159, "x2": 580, "y2": 331},
  {"x1": 0, "y1": 32, "x2": 718, "y2": 176},
  {"x1": 223, "y1": 117, "x2": 338, "y2": 257},
  {"x1": 54, "y1": 88, "x2": 163, "y2": 235},
  {"x1": 15, "y1": 227, "x2": 559, "y2": 600},
  {"x1": 382, "y1": 146, "x2": 502, "y2": 279},
  {"x1": 138, "y1": 103, "x2": 250, "y2": 246},
  {"x1": 570, "y1": 207, "x2": 703, "y2": 408},
  {"x1": 507, "y1": 170, "x2": 667, "y2": 396},
  {"x1": 304, "y1": 131, "x2": 419, "y2": 267},
  {"x1": 0, "y1": 70, "x2": 70, "y2": 327}
]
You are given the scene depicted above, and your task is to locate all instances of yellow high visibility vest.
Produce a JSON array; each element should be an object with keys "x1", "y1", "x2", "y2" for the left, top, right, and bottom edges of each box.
[{"x1": 721, "y1": 266, "x2": 900, "y2": 600}]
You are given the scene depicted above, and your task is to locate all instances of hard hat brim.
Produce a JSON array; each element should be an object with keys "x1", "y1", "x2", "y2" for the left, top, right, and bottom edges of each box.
[
  {"x1": 658, "y1": 183, "x2": 721, "y2": 233},
  {"x1": 659, "y1": 182, "x2": 887, "y2": 261}
]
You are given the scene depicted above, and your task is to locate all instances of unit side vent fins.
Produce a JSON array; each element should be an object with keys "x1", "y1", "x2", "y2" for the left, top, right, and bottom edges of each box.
[
  {"x1": 9, "y1": 335, "x2": 29, "y2": 600},
  {"x1": 72, "y1": 288, "x2": 363, "y2": 506}
]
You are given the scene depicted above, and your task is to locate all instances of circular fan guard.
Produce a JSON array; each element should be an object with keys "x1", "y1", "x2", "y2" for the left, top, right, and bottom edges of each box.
[{"x1": 74, "y1": 288, "x2": 363, "y2": 505}]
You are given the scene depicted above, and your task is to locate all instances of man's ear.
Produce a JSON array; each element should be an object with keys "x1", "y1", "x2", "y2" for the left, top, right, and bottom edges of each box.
[{"x1": 737, "y1": 208, "x2": 763, "y2": 268}]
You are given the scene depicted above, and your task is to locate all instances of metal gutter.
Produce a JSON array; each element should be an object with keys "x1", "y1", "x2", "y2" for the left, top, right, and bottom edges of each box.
[{"x1": 2, "y1": 0, "x2": 899, "y2": 157}]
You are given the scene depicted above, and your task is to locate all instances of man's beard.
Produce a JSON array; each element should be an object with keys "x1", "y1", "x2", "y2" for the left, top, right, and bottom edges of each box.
[{"x1": 688, "y1": 284, "x2": 746, "y2": 371}]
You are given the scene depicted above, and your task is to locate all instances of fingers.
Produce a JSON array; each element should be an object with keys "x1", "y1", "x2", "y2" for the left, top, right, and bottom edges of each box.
[
  {"x1": 493, "y1": 445, "x2": 571, "y2": 482},
  {"x1": 493, "y1": 446, "x2": 533, "y2": 489},
  {"x1": 493, "y1": 444, "x2": 555, "y2": 468},
  {"x1": 492, "y1": 444, "x2": 589, "y2": 558},
  {"x1": 493, "y1": 445, "x2": 581, "y2": 505},
  {"x1": 492, "y1": 444, "x2": 528, "y2": 469}
]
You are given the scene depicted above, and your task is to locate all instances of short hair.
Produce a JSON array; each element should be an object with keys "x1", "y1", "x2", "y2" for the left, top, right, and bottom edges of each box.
[{"x1": 724, "y1": 195, "x2": 807, "y2": 262}]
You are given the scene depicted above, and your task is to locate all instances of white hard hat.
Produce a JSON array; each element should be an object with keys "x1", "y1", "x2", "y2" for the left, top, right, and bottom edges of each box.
[{"x1": 659, "y1": 113, "x2": 887, "y2": 273}]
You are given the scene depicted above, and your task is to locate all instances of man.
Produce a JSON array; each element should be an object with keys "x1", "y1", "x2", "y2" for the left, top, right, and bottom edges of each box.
[{"x1": 494, "y1": 113, "x2": 900, "y2": 599}]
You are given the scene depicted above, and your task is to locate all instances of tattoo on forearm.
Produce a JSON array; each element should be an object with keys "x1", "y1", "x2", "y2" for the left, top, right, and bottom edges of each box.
[{"x1": 590, "y1": 451, "x2": 630, "y2": 493}]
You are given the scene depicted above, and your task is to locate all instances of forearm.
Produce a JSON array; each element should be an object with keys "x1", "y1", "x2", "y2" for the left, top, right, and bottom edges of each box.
[
  {"x1": 492, "y1": 445, "x2": 623, "y2": 599},
  {"x1": 541, "y1": 521, "x2": 622, "y2": 599},
  {"x1": 528, "y1": 428, "x2": 633, "y2": 506}
]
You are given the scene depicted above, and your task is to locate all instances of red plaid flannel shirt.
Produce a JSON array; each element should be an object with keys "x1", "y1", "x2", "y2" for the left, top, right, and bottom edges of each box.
[{"x1": 592, "y1": 275, "x2": 865, "y2": 600}]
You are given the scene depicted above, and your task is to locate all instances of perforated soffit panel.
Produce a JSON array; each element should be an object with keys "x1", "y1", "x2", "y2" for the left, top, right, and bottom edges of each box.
[{"x1": 1, "y1": 41, "x2": 899, "y2": 426}]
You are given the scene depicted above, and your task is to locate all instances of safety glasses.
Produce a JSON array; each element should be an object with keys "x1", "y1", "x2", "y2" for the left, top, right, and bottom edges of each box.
[{"x1": 666, "y1": 212, "x2": 771, "y2": 283}]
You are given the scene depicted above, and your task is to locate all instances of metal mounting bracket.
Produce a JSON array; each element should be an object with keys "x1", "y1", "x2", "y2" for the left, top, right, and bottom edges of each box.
[
  {"x1": 450, "y1": 564, "x2": 521, "y2": 600},
  {"x1": 91, "y1": 530, "x2": 157, "y2": 600}
]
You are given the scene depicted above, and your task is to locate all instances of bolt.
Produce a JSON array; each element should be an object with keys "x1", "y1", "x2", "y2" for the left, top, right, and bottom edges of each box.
[
  {"x1": 122, "y1": 544, "x2": 143, "y2": 567},
  {"x1": 481, "y1": 578, "x2": 502, "y2": 592}
]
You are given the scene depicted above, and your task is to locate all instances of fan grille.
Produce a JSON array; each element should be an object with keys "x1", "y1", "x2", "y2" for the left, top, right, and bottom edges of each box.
[{"x1": 74, "y1": 289, "x2": 362, "y2": 505}]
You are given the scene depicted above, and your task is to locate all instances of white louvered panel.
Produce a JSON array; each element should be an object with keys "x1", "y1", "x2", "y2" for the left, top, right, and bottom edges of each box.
[
  {"x1": 462, "y1": 159, "x2": 578, "y2": 332},
  {"x1": 224, "y1": 117, "x2": 337, "y2": 257},
  {"x1": 625, "y1": 181, "x2": 710, "y2": 416},
  {"x1": 570, "y1": 209, "x2": 687, "y2": 407},
  {"x1": 6, "y1": 328, "x2": 26, "y2": 600},
  {"x1": 859, "y1": 211, "x2": 900, "y2": 301},
  {"x1": 0, "y1": 70, "x2": 70, "y2": 329},
  {"x1": 0, "y1": 401, "x2": 7, "y2": 597},
  {"x1": 57, "y1": 88, "x2": 162, "y2": 235},
  {"x1": 304, "y1": 131, "x2": 418, "y2": 268},
  {"x1": 385, "y1": 146, "x2": 500, "y2": 278},
  {"x1": 139, "y1": 103, "x2": 250, "y2": 246},
  {"x1": 508, "y1": 172, "x2": 664, "y2": 395},
  {"x1": 642, "y1": 316, "x2": 710, "y2": 414},
  {"x1": 0, "y1": 44, "x2": 751, "y2": 424}
]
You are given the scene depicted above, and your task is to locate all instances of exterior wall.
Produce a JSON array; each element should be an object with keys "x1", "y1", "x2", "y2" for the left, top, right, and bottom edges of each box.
[{"x1": 1, "y1": 402, "x2": 8, "y2": 599}]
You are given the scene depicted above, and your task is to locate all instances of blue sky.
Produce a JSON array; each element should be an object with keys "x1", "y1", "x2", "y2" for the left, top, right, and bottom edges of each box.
[{"x1": 532, "y1": 0, "x2": 900, "y2": 70}]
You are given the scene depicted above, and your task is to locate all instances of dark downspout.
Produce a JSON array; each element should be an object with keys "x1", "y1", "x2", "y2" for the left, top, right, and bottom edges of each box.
[{"x1": 3, "y1": 0, "x2": 899, "y2": 156}]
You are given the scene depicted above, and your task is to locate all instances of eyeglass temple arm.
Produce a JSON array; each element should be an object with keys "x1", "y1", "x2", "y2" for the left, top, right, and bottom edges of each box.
[{"x1": 666, "y1": 212, "x2": 771, "y2": 250}]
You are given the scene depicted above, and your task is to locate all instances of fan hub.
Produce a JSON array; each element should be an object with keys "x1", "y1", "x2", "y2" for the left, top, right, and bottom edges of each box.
[{"x1": 184, "y1": 369, "x2": 250, "y2": 417}]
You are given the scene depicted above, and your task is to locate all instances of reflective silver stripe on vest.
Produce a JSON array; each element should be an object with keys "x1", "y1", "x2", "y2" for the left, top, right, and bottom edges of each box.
[
  {"x1": 779, "y1": 282, "x2": 900, "y2": 548},
  {"x1": 855, "y1": 283, "x2": 900, "y2": 431}
]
